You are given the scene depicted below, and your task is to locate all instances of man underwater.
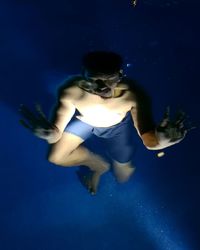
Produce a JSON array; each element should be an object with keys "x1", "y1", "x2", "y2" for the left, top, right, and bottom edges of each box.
[{"x1": 20, "y1": 51, "x2": 190, "y2": 195}]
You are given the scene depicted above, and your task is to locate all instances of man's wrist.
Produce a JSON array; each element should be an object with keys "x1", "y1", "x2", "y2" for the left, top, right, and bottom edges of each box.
[{"x1": 141, "y1": 130, "x2": 159, "y2": 148}]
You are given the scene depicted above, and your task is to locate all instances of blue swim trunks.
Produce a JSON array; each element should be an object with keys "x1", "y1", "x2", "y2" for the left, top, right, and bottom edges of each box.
[{"x1": 64, "y1": 111, "x2": 134, "y2": 163}]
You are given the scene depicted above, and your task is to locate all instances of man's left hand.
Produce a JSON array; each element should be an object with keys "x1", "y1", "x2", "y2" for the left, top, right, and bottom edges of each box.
[{"x1": 155, "y1": 106, "x2": 195, "y2": 149}]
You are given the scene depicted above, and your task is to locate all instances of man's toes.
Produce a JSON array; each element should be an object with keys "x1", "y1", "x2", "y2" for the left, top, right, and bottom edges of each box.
[
  {"x1": 84, "y1": 177, "x2": 97, "y2": 195},
  {"x1": 89, "y1": 187, "x2": 96, "y2": 195}
]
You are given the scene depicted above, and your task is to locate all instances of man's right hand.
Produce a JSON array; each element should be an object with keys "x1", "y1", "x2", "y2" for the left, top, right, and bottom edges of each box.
[{"x1": 19, "y1": 104, "x2": 62, "y2": 144}]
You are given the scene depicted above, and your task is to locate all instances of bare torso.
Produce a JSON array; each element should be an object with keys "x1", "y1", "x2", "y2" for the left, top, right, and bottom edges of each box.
[{"x1": 68, "y1": 79, "x2": 136, "y2": 127}]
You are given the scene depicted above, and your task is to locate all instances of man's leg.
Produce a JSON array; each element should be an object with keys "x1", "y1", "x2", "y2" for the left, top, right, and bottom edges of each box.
[
  {"x1": 108, "y1": 142, "x2": 136, "y2": 183},
  {"x1": 102, "y1": 114, "x2": 136, "y2": 183},
  {"x1": 47, "y1": 132, "x2": 110, "y2": 193},
  {"x1": 112, "y1": 160, "x2": 136, "y2": 183}
]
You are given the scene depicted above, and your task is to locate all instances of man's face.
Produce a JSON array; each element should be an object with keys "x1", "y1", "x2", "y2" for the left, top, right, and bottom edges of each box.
[{"x1": 84, "y1": 72, "x2": 123, "y2": 98}]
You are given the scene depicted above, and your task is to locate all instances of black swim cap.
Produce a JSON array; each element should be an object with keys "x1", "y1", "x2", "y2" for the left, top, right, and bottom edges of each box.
[{"x1": 82, "y1": 51, "x2": 123, "y2": 76}]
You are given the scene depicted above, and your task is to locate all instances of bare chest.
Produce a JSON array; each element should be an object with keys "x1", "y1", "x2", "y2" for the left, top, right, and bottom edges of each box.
[{"x1": 72, "y1": 90, "x2": 135, "y2": 127}]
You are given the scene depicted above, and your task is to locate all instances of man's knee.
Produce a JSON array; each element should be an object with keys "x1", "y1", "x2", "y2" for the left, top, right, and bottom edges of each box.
[
  {"x1": 46, "y1": 132, "x2": 84, "y2": 166},
  {"x1": 47, "y1": 150, "x2": 71, "y2": 166},
  {"x1": 47, "y1": 153, "x2": 60, "y2": 165}
]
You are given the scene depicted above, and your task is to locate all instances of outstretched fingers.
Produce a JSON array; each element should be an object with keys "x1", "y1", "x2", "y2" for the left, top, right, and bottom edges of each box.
[
  {"x1": 19, "y1": 119, "x2": 34, "y2": 131},
  {"x1": 35, "y1": 103, "x2": 47, "y2": 119},
  {"x1": 19, "y1": 104, "x2": 39, "y2": 127},
  {"x1": 175, "y1": 110, "x2": 187, "y2": 125},
  {"x1": 19, "y1": 104, "x2": 54, "y2": 130},
  {"x1": 34, "y1": 103, "x2": 54, "y2": 129},
  {"x1": 175, "y1": 110, "x2": 196, "y2": 134},
  {"x1": 160, "y1": 106, "x2": 170, "y2": 127}
]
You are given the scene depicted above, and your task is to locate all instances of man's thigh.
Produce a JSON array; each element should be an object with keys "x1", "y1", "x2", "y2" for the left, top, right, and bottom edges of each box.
[
  {"x1": 48, "y1": 116, "x2": 94, "y2": 160},
  {"x1": 47, "y1": 132, "x2": 85, "y2": 161},
  {"x1": 64, "y1": 115, "x2": 94, "y2": 141},
  {"x1": 104, "y1": 133, "x2": 134, "y2": 163},
  {"x1": 101, "y1": 117, "x2": 135, "y2": 163}
]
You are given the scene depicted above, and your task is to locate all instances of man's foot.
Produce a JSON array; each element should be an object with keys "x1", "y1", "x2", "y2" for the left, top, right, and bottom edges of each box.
[
  {"x1": 112, "y1": 160, "x2": 136, "y2": 183},
  {"x1": 85, "y1": 155, "x2": 110, "y2": 194},
  {"x1": 76, "y1": 169, "x2": 104, "y2": 195}
]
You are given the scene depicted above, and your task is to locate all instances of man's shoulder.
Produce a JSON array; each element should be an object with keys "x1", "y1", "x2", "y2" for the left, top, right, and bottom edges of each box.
[
  {"x1": 123, "y1": 77, "x2": 150, "y2": 96},
  {"x1": 119, "y1": 77, "x2": 139, "y2": 97},
  {"x1": 57, "y1": 75, "x2": 85, "y2": 101},
  {"x1": 122, "y1": 77, "x2": 138, "y2": 88},
  {"x1": 60, "y1": 74, "x2": 83, "y2": 88}
]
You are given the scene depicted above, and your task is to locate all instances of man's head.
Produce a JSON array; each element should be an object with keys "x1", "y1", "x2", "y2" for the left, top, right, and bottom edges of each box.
[{"x1": 81, "y1": 51, "x2": 124, "y2": 98}]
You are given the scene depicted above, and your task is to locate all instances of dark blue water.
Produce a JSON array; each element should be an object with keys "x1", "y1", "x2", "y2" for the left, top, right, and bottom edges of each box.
[{"x1": 1, "y1": 1, "x2": 200, "y2": 249}]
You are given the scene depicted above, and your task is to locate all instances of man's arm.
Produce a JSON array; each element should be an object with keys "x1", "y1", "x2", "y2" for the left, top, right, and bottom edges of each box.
[
  {"x1": 130, "y1": 107, "x2": 159, "y2": 149},
  {"x1": 50, "y1": 88, "x2": 76, "y2": 134},
  {"x1": 129, "y1": 81, "x2": 159, "y2": 149},
  {"x1": 130, "y1": 82, "x2": 189, "y2": 150},
  {"x1": 19, "y1": 79, "x2": 79, "y2": 144},
  {"x1": 131, "y1": 103, "x2": 189, "y2": 150}
]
